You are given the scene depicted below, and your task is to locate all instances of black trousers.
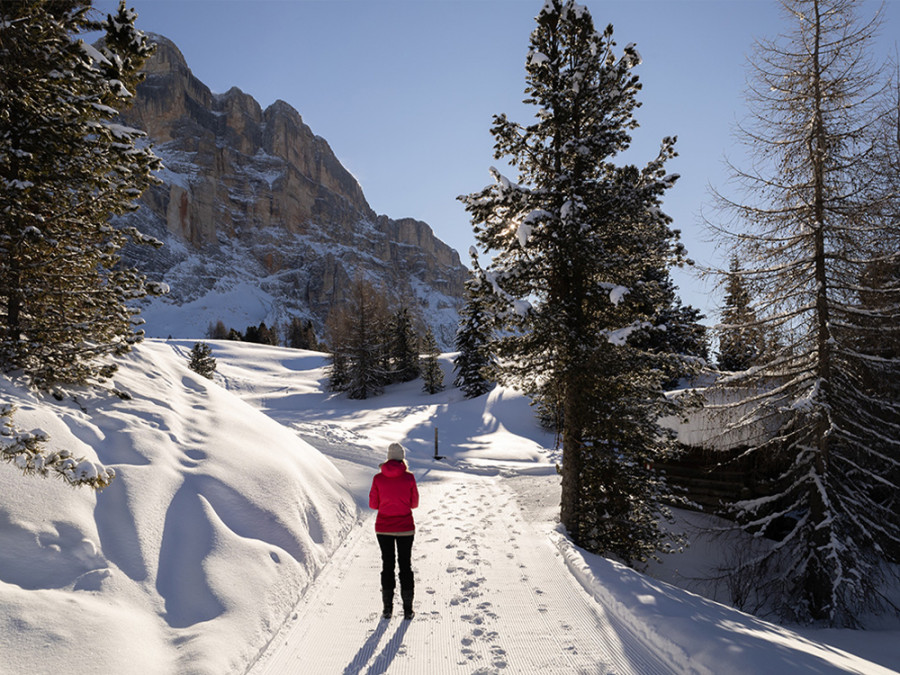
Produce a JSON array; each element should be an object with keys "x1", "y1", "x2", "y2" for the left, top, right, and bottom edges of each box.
[{"x1": 377, "y1": 533, "x2": 414, "y2": 596}]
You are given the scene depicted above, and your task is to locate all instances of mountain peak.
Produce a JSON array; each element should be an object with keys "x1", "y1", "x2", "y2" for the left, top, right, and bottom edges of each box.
[
  {"x1": 116, "y1": 35, "x2": 467, "y2": 347},
  {"x1": 143, "y1": 32, "x2": 189, "y2": 75}
]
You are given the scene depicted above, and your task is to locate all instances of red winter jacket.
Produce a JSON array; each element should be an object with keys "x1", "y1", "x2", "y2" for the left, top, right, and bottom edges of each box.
[{"x1": 369, "y1": 460, "x2": 419, "y2": 533}]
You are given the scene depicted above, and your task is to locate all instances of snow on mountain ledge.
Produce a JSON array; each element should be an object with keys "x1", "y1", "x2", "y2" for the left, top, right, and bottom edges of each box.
[{"x1": 0, "y1": 341, "x2": 357, "y2": 675}]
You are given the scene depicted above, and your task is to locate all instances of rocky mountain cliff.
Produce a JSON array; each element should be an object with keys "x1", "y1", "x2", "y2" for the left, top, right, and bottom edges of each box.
[{"x1": 117, "y1": 34, "x2": 467, "y2": 347}]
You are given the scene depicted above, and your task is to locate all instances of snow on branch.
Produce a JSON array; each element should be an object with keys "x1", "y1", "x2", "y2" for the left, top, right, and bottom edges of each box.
[
  {"x1": 77, "y1": 40, "x2": 112, "y2": 68},
  {"x1": 1, "y1": 404, "x2": 115, "y2": 490},
  {"x1": 598, "y1": 282, "x2": 630, "y2": 306},
  {"x1": 603, "y1": 321, "x2": 650, "y2": 346}
]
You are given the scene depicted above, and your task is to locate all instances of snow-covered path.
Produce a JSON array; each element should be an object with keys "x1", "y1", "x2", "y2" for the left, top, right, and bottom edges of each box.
[{"x1": 247, "y1": 473, "x2": 672, "y2": 675}]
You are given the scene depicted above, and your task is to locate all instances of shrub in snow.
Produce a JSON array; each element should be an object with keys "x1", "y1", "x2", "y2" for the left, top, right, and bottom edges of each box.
[
  {"x1": 0, "y1": 404, "x2": 114, "y2": 490},
  {"x1": 188, "y1": 342, "x2": 217, "y2": 379}
]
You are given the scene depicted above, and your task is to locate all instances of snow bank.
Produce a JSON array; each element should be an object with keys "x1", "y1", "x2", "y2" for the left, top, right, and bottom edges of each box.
[
  {"x1": 0, "y1": 340, "x2": 357, "y2": 675},
  {"x1": 552, "y1": 531, "x2": 897, "y2": 675}
]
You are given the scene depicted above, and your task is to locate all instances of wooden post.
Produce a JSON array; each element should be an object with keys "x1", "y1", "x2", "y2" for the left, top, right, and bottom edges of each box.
[{"x1": 434, "y1": 427, "x2": 444, "y2": 460}]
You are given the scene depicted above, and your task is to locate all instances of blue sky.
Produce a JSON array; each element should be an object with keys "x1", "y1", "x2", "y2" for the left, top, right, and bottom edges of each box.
[{"x1": 93, "y1": 0, "x2": 897, "y2": 323}]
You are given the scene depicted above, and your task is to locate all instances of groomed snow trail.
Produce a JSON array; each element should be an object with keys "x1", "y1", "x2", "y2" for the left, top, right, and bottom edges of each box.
[{"x1": 247, "y1": 473, "x2": 674, "y2": 675}]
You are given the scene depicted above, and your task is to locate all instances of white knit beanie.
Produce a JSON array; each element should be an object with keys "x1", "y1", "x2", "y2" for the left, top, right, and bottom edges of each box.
[{"x1": 387, "y1": 442, "x2": 405, "y2": 462}]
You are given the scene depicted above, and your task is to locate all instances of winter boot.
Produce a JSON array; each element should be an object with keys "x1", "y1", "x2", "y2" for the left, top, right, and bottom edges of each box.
[
  {"x1": 381, "y1": 587, "x2": 393, "y2": 619},
  {"x1": 401, "y1": 587, "x2": 414, "y2": 621}
]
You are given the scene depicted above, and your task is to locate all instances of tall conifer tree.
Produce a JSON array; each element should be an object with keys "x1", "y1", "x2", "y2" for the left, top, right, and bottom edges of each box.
[
  {"x1": 327, "y1": 277, "x2": 389, "y2": 400},
  {"x1": 388, "y1": 307, "x2": 420, "y2": 383},
  {"x1": 0, "y1": 1, "x2": 165, "y2": 387},
  {"x1": 420, "y1": 328, "x2": 444, "y2": 394},
  {"x1": 710, "y1": 0, "x2": 900, "y2": 623},
  {"x1": 453, "y1": 251, "x2": 495, "y2": 398},
  {"x1": 717, "y1": 255, "x2": 764, "y2": 372},
  {"x1": 461, "y1": 0, "x2": 689, "y2": 562}
]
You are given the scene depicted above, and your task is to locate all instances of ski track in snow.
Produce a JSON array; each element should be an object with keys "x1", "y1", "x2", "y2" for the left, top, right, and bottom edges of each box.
[{"x1": 246, "y1": 475, "x2": 673, "y2": 675}]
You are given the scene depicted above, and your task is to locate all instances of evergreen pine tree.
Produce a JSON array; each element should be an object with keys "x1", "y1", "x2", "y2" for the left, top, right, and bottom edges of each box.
[
  {"x1": 188, "y1": 342, "x2": 216, "y2": 380},
  {"x1": 710, "y1": 0, "x2": 900, "y2": 623},
  {"x1": 460, "y1": 0, "x2": 688, "y2": 563},
  {"x1": 627, "y1": 268, "x2": 708, "y2": 388},
  {"x1": 286, "y1": 317, "x2": 318, "y2": 350},
  {"x1": 388, "y1": 307, "x2": 420, "y2": 383},
  {"x1": 243, "y1": 322, "x2": 277, "y2": 345},
  {"x1": 244, "y1": 324, "x2": 260, "y2": 343},
  {"x1": 717, "y1": 255, "x2": 764, "y2": 372},
  {"x1": 0, "y1": 1, "x2": 165, "y2": 387},
  {"x1": 328, "y1": 351, "x2": 350, "y2": 392},
  {"x1": 420, "y1": 328, "x2": 444, "y2": 394},
  {"x1": 326, "y1": 277, "x2": 389, "y2": 399},
  {"x1": 453, "y1": 251, "x2": 495, "y2": 398}
]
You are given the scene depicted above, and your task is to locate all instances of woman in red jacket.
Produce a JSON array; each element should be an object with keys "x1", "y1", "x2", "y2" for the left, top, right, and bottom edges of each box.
[{"x1": 369, "y1": 442, "x2": 419, "y2": 620}]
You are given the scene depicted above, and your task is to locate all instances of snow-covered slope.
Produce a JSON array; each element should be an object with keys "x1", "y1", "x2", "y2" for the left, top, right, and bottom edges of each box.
[
  {"x1": 0, "y1": 341, "x2": 356, "y2": 675},
  {"x1": 1, "y1": 340, "x2": 897, "y2": 674}
]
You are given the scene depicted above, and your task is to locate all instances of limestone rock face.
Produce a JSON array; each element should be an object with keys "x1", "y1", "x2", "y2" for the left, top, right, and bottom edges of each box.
[{"x1": 118, "y1": 34, "x2": 467, "y2": 347}]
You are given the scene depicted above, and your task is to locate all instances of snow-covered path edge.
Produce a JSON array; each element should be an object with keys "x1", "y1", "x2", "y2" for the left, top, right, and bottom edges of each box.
[{"x1": 553, "y1": 533, "x2": 897, "y2": 675}]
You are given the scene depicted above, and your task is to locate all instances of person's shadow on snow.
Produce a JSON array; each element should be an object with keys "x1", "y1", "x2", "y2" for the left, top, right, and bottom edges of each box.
[{"x1": 342, "y1": 619, "x2": 411, "y2": 675}]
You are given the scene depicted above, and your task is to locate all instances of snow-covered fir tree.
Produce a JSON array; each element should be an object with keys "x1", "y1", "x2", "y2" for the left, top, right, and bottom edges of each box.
[
  {"x1": 388, "y1": 307, "x2": 420, "y2": 384},
  {"x1": 709, "y1": 0, "x2": 900, "y2": 625},
  {"x1": 460, "y1": 0, "x2": 690, "y2": 563},
  {"x1": 716, "y1": 255, "x2": 764, "y2": 372},
  {"x1": 420, "y1": 327, "x2": 444, "y2": 394},
  {"x1": 626, "y1": 267, "x2": 708, "y2": 388},
  {"x1": 0, "y1": 1, "x2": 166, "y2": 388},
  {"x1": 453, "y1": 251, "x2": 496, "y2": 398},
  {"x1": 188, "y1": 342, "x2": 217, "y2": 380}
]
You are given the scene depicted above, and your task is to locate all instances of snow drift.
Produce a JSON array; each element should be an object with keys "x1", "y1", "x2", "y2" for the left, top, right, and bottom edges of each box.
[{"x1": 0, "y1": 341, "x2": 357, "y2": 674}]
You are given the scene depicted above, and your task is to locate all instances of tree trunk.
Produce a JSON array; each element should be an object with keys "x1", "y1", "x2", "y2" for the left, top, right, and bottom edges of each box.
[
  {"x1": 807, "y1": 0, "x2": 834, "y2": 620},
  {"x1": 559, "y1": 394, "x2": 583, "y2": 543}
]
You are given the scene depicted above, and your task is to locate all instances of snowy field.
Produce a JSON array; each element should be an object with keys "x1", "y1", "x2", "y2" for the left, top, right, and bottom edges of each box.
[{"x1": 0, "y1": 339, "x2": 898, "y2": 674}]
